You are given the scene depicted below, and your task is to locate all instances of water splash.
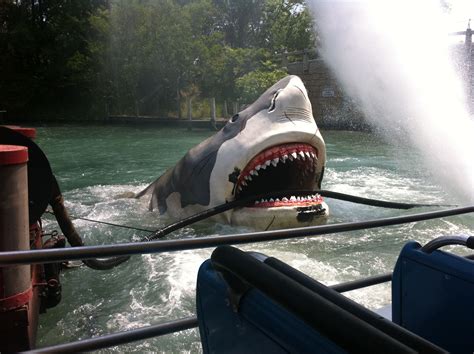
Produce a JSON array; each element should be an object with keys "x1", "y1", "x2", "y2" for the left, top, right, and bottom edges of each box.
[{"x1": 309, "y1": 0, "x2": 474, "y2": 202}]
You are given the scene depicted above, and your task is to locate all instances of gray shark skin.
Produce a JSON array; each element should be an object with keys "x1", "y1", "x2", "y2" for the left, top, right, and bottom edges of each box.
[{"x1": 137, "y1": 75, "x2": 327, "y2": 229}]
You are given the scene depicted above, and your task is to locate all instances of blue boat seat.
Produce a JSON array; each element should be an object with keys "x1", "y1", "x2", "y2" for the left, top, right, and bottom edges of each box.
[
  {"x1": 392, "y1": 236, "x2": 474, "y2": 354},
  {"x1": 196, "y1": 245, "x2": 445, "y2": 354}
]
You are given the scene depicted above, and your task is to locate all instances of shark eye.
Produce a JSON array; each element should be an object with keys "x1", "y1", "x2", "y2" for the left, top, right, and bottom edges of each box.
[
  {"x1": 231, "y1": 114, "x2": 239, "y2": 122},
  {"x1": 268, "y1": 89, "x2": 282, "y2": 112}
]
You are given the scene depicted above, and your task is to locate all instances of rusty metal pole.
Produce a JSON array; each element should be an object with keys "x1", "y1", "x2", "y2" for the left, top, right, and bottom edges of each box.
[{"x1": 0, "y1": 144, "x2": 32, "y2": 351}]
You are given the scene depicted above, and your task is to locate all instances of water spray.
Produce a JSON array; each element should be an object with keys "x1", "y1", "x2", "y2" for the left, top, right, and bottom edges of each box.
[{"x1": 309, "y1": 0, "x2": 474, "y2": 202}]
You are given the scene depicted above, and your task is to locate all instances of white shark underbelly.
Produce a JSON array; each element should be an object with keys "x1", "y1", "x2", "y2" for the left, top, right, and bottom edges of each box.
[{"x1": 231, "y1": 202, "x2": 329, "y2": 230}]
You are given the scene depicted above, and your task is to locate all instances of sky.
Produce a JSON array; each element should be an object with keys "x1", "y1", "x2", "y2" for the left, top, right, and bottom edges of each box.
[{"x1": 444, "y1": 0, "x2": 473, "y2": 43}]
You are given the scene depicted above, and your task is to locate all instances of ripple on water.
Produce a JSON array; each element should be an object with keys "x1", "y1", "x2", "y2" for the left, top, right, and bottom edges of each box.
[{"x1": 35, "y1": 128, "x2": 473, "y2": 352}]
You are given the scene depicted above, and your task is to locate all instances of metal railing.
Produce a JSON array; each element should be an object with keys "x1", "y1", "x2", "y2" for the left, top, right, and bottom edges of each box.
[{"x1": 1, "y1": 205, "x2": 472, "y2": 352}]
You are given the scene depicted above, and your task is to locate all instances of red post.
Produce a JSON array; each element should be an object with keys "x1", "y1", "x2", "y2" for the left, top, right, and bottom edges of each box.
[{"x1": 0, "y1": 144, "x2": 32, "y2": 351}]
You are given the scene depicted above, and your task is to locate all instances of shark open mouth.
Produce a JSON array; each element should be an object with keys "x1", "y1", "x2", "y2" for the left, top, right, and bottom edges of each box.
[{"x1": 234, "y1": 143, "x2": 323, "y2": 208}]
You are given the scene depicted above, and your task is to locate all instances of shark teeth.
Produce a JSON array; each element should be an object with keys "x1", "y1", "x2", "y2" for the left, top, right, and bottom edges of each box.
[
  {"x1": 234, "y1": 142, "x2": 320, "y2": 195},
  {"x1": 253, "y1": 194, "x2": 323, "y2": 206}
]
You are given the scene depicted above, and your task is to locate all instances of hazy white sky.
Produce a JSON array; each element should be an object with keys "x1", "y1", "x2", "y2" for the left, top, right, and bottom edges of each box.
[{"x1": 446, "y1": 0, "x2": 473, "y2": 33}]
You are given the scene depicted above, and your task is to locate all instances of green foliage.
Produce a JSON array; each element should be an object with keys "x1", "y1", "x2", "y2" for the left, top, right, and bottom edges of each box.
[
  {"x1": 0, "y1": 0, "x2": 109, "y2": 119},
  {"x1": 0, "y1": 0, "x2": 317, "y2": 120},
  {"x1": 236, "y1": 64, "x2": 288, "y2": 103},
  {"x1": 259, "y1": 0, "x2": 316, "y2": 53}
]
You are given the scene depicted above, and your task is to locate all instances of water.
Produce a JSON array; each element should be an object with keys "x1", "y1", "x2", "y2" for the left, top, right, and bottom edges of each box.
[
  {"x1": 309, "y1": 0, "x2": 474, "y2": 202},
  {"x1": 34, "y1": 125, "x2": 473, "y2": 352}
]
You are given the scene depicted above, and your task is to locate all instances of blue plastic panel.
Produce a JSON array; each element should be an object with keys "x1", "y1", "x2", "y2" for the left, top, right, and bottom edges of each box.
[
  {"x1": 392, "y1": 242, "x2": 474, "y2": 354},
  {"x1": 196, "y1": 260, "x2": 346, "y2": 354}
]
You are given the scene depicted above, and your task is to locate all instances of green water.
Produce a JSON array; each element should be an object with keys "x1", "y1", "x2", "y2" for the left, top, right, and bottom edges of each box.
[{"x1": 33, "y1": 125, "x2": 472, "y2": 352}]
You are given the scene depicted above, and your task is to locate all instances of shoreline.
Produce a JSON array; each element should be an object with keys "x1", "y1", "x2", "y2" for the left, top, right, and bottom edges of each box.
[{"x1": 3, "y1": 115, "x2": 373, "y2": 132}]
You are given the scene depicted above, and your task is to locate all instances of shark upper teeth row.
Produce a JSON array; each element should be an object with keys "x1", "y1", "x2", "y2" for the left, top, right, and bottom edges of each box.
[
  {"x1": 244, "y1": 150, "x2": 316, "y2": 176},
  {"x1": 235, "y1": 143, "x2": 319, "y2": 192},
  {"x1": 254, "y1": 194, "x2": 321, "y2": 204}
]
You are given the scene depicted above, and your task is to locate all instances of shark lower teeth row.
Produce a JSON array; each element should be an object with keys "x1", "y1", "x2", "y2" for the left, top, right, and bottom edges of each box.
[{"x1": 254, "y1": 195, "x2": 321, "y2": 204}]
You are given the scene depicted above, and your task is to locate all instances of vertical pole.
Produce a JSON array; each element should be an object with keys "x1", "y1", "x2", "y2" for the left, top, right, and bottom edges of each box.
[
  {"x1": 135, "y1": 100, "x2": 139, "y2": 117},
  {"x1": 466, "y1": 22, "x2": 473, "y2": 110},
  {"x1": 187, "y1": 97, "x2": 193, "y2": 130},
  {"x1": 0, "y1": 145, "x2": 31, "y2": 340},
  {"x1": 282, "y1": 51, "x2": 288, "y2": 69},
  {"x1": 223, "y1": 100, "x2": 229, "y2": 118},
  {"x1": 465, "y1": 21, "x2": 472, "y2": 53},
  {"x1": 210, "y1": 97, "x2": 217, "y2": 130},
  {"x1": 303, "y1": 49, "x2": 309, "y2": 72},
  {"x1": 105, "y1": 99, "x2": 109, "y2": 120},
  {"x1": 233, "y1": 102, "x2": 238, "y2": 115},
  {"x1": 177, "y1": 77, "x2": 182, "y2": 119}
]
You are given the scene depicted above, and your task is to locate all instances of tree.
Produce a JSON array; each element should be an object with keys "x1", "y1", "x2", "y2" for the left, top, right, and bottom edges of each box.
[
  {"x1": 212, "y1": 0, "x2": 265, "y2": 48},
  {"x1": 259, "y1": 0, "x2": 316, "y2": 53},
  {"x1": 105, "y1": 0, "x2": 195, "y2": 115},
  {"x1": 236, "y1": 62, "x2": 288, "y2": 103},
  {"x1": 0, "y1": 0, "x2": 318, "y2": 120},
  {"x1": 0, "y1": 0, "x2": 109, "y2": 119}
]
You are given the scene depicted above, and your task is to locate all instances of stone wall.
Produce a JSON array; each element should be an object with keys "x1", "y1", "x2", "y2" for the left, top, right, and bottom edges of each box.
[{"x1": 287, "y1": 59, "x2": 366, "y2": 129}]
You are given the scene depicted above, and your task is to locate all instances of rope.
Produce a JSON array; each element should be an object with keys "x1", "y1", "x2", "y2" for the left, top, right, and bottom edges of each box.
[{"x1": 44, "y1": 210, "x2": 153, "y2": 233}]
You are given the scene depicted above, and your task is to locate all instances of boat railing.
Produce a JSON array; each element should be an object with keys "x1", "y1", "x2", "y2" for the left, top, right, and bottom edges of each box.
[
  {"x1": 29, "y1": 269, "x2": 396, "y2": 353},
  {"x1": 0, "y1": 206, "x2": 470, "y2": 352}
]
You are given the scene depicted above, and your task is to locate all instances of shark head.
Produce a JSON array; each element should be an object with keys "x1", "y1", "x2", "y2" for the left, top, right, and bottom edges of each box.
[{"x1": 140, "y1": 75, "x2": 327, "y2": 229}]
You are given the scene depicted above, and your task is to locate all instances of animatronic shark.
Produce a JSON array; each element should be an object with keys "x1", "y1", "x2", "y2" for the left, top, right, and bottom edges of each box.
[{"x1": 137, "y1": 75, "x2": 328, "y2": 229}]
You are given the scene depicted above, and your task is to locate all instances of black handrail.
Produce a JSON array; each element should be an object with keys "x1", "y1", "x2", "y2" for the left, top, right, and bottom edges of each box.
[
  {"x1": 30, "y1": 250, "x2": 474, "y2": 353},
  {"x1": 0, "y1": 206, "x2": 472, "y2": 266},
  {"x1": 421, "y1": 235, "x2": 474, "y2": 253},
  {"x1": 28, "y1": 317, "x2": 198, "y2": 353},
  {"x1": 29, "y1": 272, "x2": 396, "y2": 352},
  {"x1": 331, "y1": 273, "x2": 393, "y2": 292}
]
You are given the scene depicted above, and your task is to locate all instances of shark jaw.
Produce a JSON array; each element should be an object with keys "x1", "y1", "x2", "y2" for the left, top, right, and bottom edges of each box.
[
  {"x1": 234, "y1": 142, "x2": 320, "y2": 199},
  {"x1": 227, "y1": 141, "x2": 328, "y2": 230}
]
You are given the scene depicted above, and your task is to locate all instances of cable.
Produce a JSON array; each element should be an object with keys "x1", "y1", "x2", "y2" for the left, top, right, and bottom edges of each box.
[
  {"x1": 44, "y1": 210, "x2": 153, "y2": 233},
  {"x1": 46, "y1": 189, "x2": 457, "y2": 242},
  {"x1": 317, "y1": 190, "x2": 454, "y2": 209},
  {"x1": 143, "y1": 189, "x2": 455, "y2": 241}
]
